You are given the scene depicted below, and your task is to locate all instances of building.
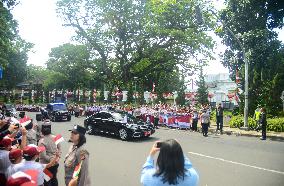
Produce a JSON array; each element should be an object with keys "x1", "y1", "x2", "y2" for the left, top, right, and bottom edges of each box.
[{"x1": 205, "y1": 73, "x2": 238, "y2": 109}]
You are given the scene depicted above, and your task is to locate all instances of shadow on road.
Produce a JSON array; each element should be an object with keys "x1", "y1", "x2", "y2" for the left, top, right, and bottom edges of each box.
[{"x1": 86, "y1": 133, "x2": 160, "y2": 143}]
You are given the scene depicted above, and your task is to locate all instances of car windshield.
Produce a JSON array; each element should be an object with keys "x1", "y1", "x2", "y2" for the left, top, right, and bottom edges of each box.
[
  {"x1": 112, "y1": 113, "x2": 124, "y2": 121},
  {"x1": 5, "y1": 104, "x2": 13, "y2": 109},
  {"x1": 52, "y1": 104, "x2": 67, "y2": 111}
]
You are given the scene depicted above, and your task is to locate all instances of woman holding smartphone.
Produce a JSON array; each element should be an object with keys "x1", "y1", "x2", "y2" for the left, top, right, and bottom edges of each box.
[{"x1": 141, "y1": 139, "x2": 199, "y2": 186}]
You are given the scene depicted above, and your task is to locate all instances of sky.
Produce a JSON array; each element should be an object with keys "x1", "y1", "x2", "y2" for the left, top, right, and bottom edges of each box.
[{"x1": 11, "y1": 0, "x2": 284, "y2": 77}]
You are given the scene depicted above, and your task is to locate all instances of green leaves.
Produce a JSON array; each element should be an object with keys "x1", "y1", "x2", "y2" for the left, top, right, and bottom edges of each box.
[{"x1": 218, "y1": 0, "x2": 284, "y2": 115}]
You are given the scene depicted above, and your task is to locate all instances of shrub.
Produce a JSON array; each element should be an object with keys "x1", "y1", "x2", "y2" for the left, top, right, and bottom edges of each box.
[
  {"x1": 267, "y1": 118, "x2": 284, "y2": 132},
  {"x1": 229, "y1": 115, "x2": 243, "y2": 128},
  {"x1": 229, "y1": 115, "x2": 284, "y2": 132}
]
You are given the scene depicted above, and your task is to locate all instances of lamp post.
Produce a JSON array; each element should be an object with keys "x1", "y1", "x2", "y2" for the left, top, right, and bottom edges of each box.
[
  {"x1": 195, "y1": 6, "x2": 249, "y2": 129},
  {"x1": 134, "y1": 77, "x2": 138, "y2": 106}
]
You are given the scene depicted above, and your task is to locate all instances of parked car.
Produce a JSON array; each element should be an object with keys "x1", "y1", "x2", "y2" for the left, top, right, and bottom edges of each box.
[
  {"x1": 36, "y1": 103, "x2": 71, "y2": 122},
  {"x1": 84, "y1": 110, "x2": 155, "y2": 140},
  {"x1": 3, "y1": 104, "x2": 18, "y2": 117}
]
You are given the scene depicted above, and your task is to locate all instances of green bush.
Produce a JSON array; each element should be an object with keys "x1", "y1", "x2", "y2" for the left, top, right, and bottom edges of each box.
[
  {"x1": 229, "y1": 115, "x2": 243, "y2": 128},
  {"x1": 229, "y1": 115, "x2": 284, "y2": 132},
  {"x1": 267, "y1": 118, "x2": 284, "y2": 132}
]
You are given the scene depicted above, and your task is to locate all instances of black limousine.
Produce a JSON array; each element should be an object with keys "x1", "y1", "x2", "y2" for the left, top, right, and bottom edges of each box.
[{"x1": 84, "y1": 111, "x2": 155, "y2": 140}]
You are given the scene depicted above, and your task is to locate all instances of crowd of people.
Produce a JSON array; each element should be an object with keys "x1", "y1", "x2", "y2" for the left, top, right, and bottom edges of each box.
[
  {"x1": 0, "y1": 101, "x2": 268, "y2": 186},
  {"x1": 0, "y1": 111, "x2": 90, "y2": 186}
]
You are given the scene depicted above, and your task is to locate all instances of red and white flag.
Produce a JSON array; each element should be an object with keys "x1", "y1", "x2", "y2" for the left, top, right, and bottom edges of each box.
[
  {"x1": 236, "y1": 67, "x2": 241, "y2": 84},
  {"x1": 19, "y1": 116, "x2": 32, "y2": 127},
  {"x1": 53, "y1": 134, "x2": 64, "y2": 145},
  {"x1": 43, "y1": 169, "x2": 53, "y2": 182},
  {"x1": 152, "y1": 82, "x2": 156, "y2": 92},
  {"x1": 72, "y1": 161, "x2": 83, "y2": 178}
]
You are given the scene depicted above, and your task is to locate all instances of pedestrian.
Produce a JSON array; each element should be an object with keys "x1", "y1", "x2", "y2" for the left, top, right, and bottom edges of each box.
[
  {"x1": 253, "y1": 105, "x2": 262, "y2": 131},
  {"x1": 26, "y1": 120, "x2": 37, "y2": 145},
  {"x1": 5, "y1": 148, "x2": 24, "y2": 178},
  {"x1": 64, "y1": 125, "x2": 90, "y2": 186},
  {"x1": 0, "y1": 138, "x2": 12, "y2": 184},
  {"x1": 13, "y1": 145, "x2": 59, "y2": 186},
  {"x1": 260, "y1": 107, "x2": 267, "y2": 140},
  {"x1": 191, "y1": 108, "x2": 198, "y2": 132},
  {"x1": 216, "y1": 103, "x2": 224, "y2": 134},
  {"x1": 74, "y1": 105, "x2": 80, "y2": 118},
  {"x1": 200, "y1": 109, "x2": 210, "y2": 137},
  {"x1": 153, "y1": 108, "x2": 159, "y2": 129},
  {"x1": 38, "y1": 122, "x2": 61, "y2": 186},
  {"x1": 141, "y1": 139, "x2": 199, "y2": 186}
]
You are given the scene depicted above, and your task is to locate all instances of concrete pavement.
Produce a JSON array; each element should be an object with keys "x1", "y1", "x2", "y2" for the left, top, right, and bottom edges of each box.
[{"x1": 29, "y1": 113, "x2": 284, "y2": 186}]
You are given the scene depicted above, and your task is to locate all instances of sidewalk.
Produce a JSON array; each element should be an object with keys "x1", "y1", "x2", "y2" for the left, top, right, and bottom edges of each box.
[{"x1": 206, "y1": 124, "x2": 284, "y2": 141}]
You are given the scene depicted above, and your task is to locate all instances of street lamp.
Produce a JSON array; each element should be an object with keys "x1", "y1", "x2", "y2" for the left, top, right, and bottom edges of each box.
[
  {"x1": 134, "y1": 77, "x2": 138, "y2": 106},
  {"x1": 195, "y1": 5, "x2": 249, "y2": 129}
]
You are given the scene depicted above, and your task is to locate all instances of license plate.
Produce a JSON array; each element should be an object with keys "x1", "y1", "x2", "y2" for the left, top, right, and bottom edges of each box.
[
  {"x1": 144, "y1": 131, "x2": 150, "y2": 136},
  {"x1": 62, "y1": 116, "x2": 67, "y2": 119}
]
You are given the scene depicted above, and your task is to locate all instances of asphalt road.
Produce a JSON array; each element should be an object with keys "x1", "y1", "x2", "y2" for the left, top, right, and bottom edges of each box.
[{"x1": 29, "y1": 113, "x2": 284, "y2": 186}]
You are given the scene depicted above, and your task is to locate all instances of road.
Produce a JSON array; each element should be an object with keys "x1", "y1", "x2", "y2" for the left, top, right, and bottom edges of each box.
[{"x1": 29, "y1": 112, "x2": 284, "y2": 186}]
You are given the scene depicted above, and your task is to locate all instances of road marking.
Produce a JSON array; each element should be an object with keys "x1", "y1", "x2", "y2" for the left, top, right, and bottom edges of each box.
[{"x1": 188, "y1": 151, "x2": 284, "y2": 175}]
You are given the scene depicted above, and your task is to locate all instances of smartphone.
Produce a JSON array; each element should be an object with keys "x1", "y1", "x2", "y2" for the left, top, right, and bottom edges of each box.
[{"x1": 156, "y1": 142, "x2": 162, "y2": 148}]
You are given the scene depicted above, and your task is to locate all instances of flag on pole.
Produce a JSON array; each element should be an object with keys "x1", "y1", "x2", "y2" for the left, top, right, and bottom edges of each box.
[
  {"x1": 19, "y1": 116, "x2": 32, "y2": 127},
  {"x1": 53, "y1": 134, "x2": 64, "y2": 145},
  {"x1": 152, "y1": 82, "x2": 155, "y2": 92},
  {"x1": 72, "y1": 161, "x2": 83, "y2": 178},
  {"x1": 236, "y1": 67, "x2": 241, "y2": 84},
  {"x1": 43, "y1": 169, "x2": 53, "y2": 182}
]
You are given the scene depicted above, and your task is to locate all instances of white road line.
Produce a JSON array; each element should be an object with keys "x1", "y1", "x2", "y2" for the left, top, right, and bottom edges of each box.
[{"x1": 188, "y1": 151, "x2": 284, "y2": 175}]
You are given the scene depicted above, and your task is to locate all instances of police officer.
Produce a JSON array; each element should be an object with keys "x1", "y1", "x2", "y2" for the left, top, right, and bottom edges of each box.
[
  {"x1": 64, "y1": 125, "x2": 91, "y2": 186},
  {"x1": 254, "y1": 105, "x2": 262, "y2": 131},
  {"x1": 38, "y1": 121, "x2": 61, "y2": 186}
]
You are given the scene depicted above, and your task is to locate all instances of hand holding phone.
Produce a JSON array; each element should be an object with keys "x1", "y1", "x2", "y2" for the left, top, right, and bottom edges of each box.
[{"x1": 156, "y1": 142, "x2": 162, "y2": 148}]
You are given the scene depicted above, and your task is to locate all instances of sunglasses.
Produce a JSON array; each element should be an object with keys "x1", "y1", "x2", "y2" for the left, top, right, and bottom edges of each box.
[{"x1": 71, "y1": 131, "x2": 79, "y2": 135}]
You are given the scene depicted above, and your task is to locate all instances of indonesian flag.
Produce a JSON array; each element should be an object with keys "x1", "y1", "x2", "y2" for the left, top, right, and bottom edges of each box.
[
  {"x1": 235, "y1": 93, "x2": 240, "y2": 103},
  {"x1": 152, "y1": 82, "x2": 155, "y2": 92},
  {"x1": 19, "y1": 116, "x2": 32, "y2": 127},
  {"x1": 43, "y1": 169, "x2": 53, "y2": 182},
  {"x1": 72, "y1": 161, "x2": 83, "y2": 178},
  {"x1": 53, "y1": 134, "x2": 64, "y2": 145},
  {"x1": 236, "y1": 67, "x2": 241, "y2": 84}
]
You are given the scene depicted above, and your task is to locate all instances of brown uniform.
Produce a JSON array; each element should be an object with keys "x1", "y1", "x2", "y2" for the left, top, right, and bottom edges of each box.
[{"x1": 64, "y1": 144, "x2": 90, "y2": 186}]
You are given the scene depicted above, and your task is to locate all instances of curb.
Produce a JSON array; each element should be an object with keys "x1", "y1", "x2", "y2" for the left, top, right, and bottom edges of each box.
[{"x1": 158, "y1": 126, "x2": 284, "y2": 141}]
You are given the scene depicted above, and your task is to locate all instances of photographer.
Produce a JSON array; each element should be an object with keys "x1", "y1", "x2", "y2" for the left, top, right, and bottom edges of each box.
[{"x1": 141, "y1": 139, "x2": 199, "y2": 186}]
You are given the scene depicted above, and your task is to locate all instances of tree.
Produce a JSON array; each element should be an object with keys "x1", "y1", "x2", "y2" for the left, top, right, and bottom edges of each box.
[
  {"x1": 0, "y1": 1, "x2": 33, "y2": 90},
  {"x1": 46, "y1": 43, "x2": 96, "y2": 90},
  {"x1": 196, "y1": 65, "x2": 208, "y2": 105},
  {"x1": 218, "y1": 0, "x2": 284, "y2": 115},
  {"x1": 56, "y1": 0, "x2": 216, "y2": 93}
]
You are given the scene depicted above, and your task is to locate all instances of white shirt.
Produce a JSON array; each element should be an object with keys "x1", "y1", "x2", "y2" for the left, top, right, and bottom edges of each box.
[
  {"x1": 0, "y1": 150, "x2": 11, "y2": 174},
  {"x1": 5, "y1": 159, "x2": 25, "y2": 178},
  {"x1": 14, "y1": 160, "x2": 45, "y2": 185}
]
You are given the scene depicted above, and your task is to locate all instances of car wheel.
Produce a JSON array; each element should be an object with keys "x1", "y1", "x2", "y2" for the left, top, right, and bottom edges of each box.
[
  {"x1": 67, "y1": 116, "x2": 71, "y2": 121},
  {"x1": 51, "y1": 116, "x2": 56, "y2": 122},
  {"x1": 119, "y1": 128, "x2": 129, "y2": 141},
  {"x1": 86, "y1": 124, "x2": 94, "y2": 135}
]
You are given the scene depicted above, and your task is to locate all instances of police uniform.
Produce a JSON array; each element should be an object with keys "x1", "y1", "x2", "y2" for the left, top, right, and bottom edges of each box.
[
  {"x1": 64, "y1": 125, "x2": 90, "y2": 186},
  {"x1": 38, "y1": 121, "x2": 60, "y2": 186},
  {"x1": 26, "y1": 121, "x2": 37, "y2": 145}
]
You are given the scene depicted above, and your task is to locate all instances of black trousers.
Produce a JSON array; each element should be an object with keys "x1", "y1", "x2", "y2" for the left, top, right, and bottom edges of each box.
[
  {"x1": 191, "y1": 119, "x2": 198, "y2": 131},
  {"x1": 216, "y1": 116, "x2": 223, "y2": 131},
  {"x1": 44, "y1": 164, "x2": 59, "y2": 186},
  {"x1": 262, "y1": 124, "x2": 266, "y2": 139},
  {"x1": 201, "y1": 123, "x2": 209, "y2": 136},
  {"x1": 75, "y1": 112, "x2": 79, "y2": 117},
  {"x1": 154, "y1": 118, "x2": 159, "y2": 128}
]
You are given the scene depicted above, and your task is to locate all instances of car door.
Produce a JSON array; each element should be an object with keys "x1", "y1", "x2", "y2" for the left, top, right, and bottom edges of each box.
[
  {"x1": 92, "y1": 113, "x2": 103, "y2": 132},
  {"x1": 88, "y1": 113, "x2": 101, "y2": 132},
  {"x1": 100, "y1": 112, "x2": 115, "y2": 133}
]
